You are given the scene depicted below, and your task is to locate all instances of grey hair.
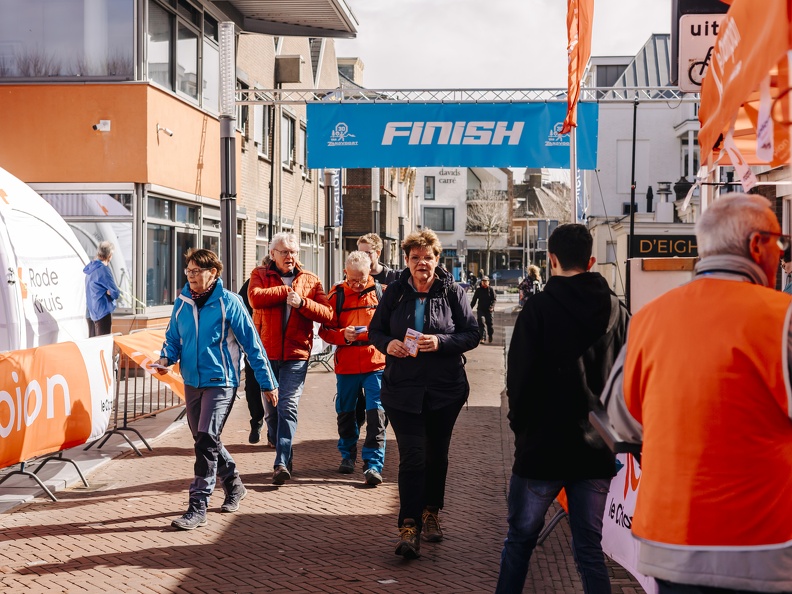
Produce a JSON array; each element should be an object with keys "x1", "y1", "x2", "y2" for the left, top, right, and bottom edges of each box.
[
  {"x1": 695, "y1": 193, "x2": 776, "y2": 258},
  {"x1": 97, "y1": 241, "x2": 114, "y2": 261},
  {"x1": 270, "y1": 232, "x2": 298, "y2": 252},
  {"x1": 345, "y1": 251, "x2": 371, "y2": 274}
]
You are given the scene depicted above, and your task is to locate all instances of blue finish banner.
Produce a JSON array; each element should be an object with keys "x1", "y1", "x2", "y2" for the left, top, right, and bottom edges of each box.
[{"x1": 306, "y1": 102, "x2": 598, "y2": 169}]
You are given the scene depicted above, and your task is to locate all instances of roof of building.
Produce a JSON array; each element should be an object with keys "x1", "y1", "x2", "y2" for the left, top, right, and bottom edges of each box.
[
  {"x1": 604, "y1": 34, "x2": 674, "y2": 99},
  {"x1": 513, "y1": 183, "x2": 571, "y2": 222}
]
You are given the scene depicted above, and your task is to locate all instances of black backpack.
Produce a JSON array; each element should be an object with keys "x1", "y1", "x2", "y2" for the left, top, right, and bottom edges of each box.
[{"x1": 332, "y1": 280, "x2": 383, "y2": 318}]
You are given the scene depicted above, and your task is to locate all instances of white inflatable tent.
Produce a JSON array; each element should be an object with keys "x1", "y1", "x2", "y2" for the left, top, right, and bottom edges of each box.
[{"x1": 0, "y1": 166, "x2": 90, "y2": 352}]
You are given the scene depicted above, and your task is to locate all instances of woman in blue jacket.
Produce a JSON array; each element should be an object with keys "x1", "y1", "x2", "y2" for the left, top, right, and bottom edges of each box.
[
  {"x1": 83, "y1": 241, "x2": 121, "y2": 336},
  {"x1": 369, "y1": 229, "x2": 479, "y2": 559},
  {"x1": 153, "y1": 249, "x2": 279, "y2": 530}
]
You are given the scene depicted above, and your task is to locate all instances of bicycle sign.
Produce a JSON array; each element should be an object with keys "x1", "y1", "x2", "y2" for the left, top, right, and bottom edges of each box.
[{"x1": 678, "y1": 14, "x2": 723, "y2": 93}]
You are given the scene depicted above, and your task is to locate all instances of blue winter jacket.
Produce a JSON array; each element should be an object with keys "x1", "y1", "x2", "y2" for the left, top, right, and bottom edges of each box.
[
  {"x1": 160, "y1": 279, "x2": 278, "y2": 391},
  {"x1": 83, "y1": 259, "x2": 120, "y2": 321}
]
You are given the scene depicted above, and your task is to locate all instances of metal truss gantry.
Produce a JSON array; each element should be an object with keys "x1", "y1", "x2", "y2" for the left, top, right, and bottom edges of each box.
[{"x1": 237, "y1": 87, "x2": 699, "y2": 105}]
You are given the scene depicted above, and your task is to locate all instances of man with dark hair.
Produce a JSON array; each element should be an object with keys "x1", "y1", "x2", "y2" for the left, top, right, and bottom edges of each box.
[{"x1": 496, "y1": 223, "x2": 629, "y2": 594}]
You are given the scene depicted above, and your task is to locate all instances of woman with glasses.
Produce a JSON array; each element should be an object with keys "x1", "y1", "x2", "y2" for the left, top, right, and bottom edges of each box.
[
  {"x1": 153, "y1": 249, "x2": 279, "y2": 530},
  {"x1": 319, "y1": 251, "x2": 388, "y2": 485},
  {"x1": 369, "y1": 229, "x2": 479, "y2": 559},
  {"x1": 248, "y1": 232, "x2": 333, "y2": 485}
]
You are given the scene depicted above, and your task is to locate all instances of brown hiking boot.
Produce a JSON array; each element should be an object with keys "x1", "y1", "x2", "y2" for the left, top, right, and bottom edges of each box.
[
  {"x1": 394, "y1": 518, "x2": 421, "y2": 559},
  {"x1": 422, "y1": 507, "x2": 443, "y2": 542}
]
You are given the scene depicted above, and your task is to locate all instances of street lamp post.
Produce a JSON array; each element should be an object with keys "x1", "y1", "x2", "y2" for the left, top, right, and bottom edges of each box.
[{"x1": 219, "y1": 22, "x2": 237, "y2": 290}]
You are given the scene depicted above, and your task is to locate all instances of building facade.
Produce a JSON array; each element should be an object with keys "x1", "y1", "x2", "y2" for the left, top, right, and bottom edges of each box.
[{"x1": 0, "y1": 0, "x2": 354, "y2": 330}]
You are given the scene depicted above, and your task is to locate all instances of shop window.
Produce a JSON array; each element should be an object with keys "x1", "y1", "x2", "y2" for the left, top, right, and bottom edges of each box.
[{"x1": 40, "y1": 192, "x2": 134, "y2": 310}]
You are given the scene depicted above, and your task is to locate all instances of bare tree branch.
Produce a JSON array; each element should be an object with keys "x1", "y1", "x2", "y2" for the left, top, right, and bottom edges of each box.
[{"x1": 466, "y1": 183, "x2": 508, "y2": 274}]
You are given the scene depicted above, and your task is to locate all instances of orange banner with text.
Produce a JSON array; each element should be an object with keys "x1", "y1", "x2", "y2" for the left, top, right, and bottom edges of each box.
[
  {"x1": 0, "y1": 335, "x2": 114, "y2": 469},
  {"x1": 113, "y1": 330, "x2": 185, "y2": 400}
]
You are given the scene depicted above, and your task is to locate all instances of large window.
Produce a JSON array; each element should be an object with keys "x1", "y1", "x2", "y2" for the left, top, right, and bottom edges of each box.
[
  {"x1": 0, "y1": 0, "x2": 134, "y2": 80},
  {"x1": 146, "y1": 196, "x2": 199, "y2": 306},
  {"x1": 40, "y1": 192, "x2": 134, "y2": 310},
  {"x1": 148, "y1": 0, "x2": 218, "y2": 108},
  {"x1": 424, "y1": 207, "x2": 454, "y2": 232}
]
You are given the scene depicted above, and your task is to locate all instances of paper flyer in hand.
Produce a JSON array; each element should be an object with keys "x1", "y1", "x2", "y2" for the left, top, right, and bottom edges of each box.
[{"x1": 404, "y1": 328, "x2": 422, "y2": 357}]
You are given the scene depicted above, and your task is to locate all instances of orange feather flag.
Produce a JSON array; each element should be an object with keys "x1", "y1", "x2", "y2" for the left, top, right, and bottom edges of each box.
[{"x1": 561, "y1": 0, "x2": 594, "y2": 135}]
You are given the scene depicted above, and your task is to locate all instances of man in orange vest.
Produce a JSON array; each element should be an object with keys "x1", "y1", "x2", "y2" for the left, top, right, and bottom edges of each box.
[
  {"x1": 320, "y1": 251, "x2": 387, "y2": 486},
  {"x1": 602, "y1": 193, "x2": 792, "y2": 593}
]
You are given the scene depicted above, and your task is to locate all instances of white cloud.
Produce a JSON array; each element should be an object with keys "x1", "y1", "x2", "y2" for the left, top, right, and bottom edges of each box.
[{"x1": 337, "y1": 0, "x2": 672, "y2": 89}]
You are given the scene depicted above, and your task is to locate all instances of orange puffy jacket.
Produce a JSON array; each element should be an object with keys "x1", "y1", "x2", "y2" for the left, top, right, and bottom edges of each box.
[
  {"x1": 319, "y1": 279, "x2": 385, "y2": 375},
  {"x1": 248, "y1": 262, "x2": 333, "y2": 361}
]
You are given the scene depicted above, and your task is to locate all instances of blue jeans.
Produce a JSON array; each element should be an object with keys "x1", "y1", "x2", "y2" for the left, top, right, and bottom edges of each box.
[
  {"x1": 335, "y1": 371, "x2": 386, "y2": 472},
  {"x1": 184, "y1": 386, "x2": 240, "y2": 505},
  {"x1": 496, "y1": 476, "x2": 611, "y2": 594},
  {"x1": 263, "y1": 360, "x2": 308, "y2": 470}
]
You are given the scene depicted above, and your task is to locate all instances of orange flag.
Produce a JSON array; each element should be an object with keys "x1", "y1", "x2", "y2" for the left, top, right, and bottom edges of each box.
[
  {"x1": 561, "y1": 0, "x2": 594, "y2": 134},
  {"x1": 114, "y1": 329, "x2": 185, "y2": 400}
]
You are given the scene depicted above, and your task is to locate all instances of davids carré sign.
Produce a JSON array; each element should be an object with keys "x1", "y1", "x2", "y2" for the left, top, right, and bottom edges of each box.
[{"x1": 630, "y1": 235, "x2": 698, "y2": 258}]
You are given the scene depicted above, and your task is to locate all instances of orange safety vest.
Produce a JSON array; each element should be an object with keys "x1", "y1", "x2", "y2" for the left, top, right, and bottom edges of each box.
[{"x1": 624, "y1": 278, "x2": 792, "y2": 548}]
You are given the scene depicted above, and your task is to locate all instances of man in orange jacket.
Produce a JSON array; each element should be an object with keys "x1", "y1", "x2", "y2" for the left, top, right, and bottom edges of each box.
[
  {"x1": 602, "y1": 193, "x2": 792, "y2": 593},
  {"x1": 248, "y1": 232, "x2": 333, "y2": 485},
  {"x1": 320, "y1": 251, "x2": 387, "y2": 486}
]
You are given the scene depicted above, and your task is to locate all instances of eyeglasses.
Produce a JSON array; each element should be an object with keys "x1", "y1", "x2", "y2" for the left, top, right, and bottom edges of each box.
[
  {"x1": 273, "y1": 249, "x2": 299, "y2": 257},
  {"x1": 755, "y1": 230, "x2": 792, "y2": 253},
  {"x1": 346, "y1": 277, "x2": 369, "y2": 287},
  {"x1": 184, "y1": 267, "x2": 209, "y2": 277}
]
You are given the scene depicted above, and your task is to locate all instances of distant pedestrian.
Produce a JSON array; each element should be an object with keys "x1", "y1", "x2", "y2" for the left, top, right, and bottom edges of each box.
[
  {"x1": 153, "y1": 249, "x2": 278, "y2": 530},
  {"x1": 248, "y1": 232, "x2": 333, "y2": 485},
  {"x1": 782, "y1": 255, "x2": 792, "y2": 295},
  {"x1": 369, "y1": 229, "x2": 479, "y2": 560},
  {"x1": 83, "y1": 241, "x2": 121, "y2": 336},
  {"x1": 470, "y1": 276, "x2": 496, "y2": 343},
  {"x1": 496, "y1": 224, "x2": 629, "y2": 594},
  {"x1": 320, "y1": 251, "x2": 387, "y2": 485},
  {"x1": 518, "y1": 265, "x2": 542, "y2": 307}
]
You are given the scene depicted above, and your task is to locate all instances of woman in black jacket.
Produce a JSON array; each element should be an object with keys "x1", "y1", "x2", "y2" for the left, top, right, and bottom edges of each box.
[{"x1": 369, "y1": 229, "x2": 479, "y2": 559}]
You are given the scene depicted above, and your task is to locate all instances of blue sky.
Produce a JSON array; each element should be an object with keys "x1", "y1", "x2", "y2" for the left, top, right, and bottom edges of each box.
[{"x1": 336, "y1": 0, "x2": 672, "y2": 89}]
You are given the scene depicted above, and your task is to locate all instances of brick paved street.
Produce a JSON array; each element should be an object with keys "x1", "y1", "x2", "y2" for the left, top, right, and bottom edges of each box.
[{"x1": 0, "y1": 304, "x2": 645, "y2": 593}]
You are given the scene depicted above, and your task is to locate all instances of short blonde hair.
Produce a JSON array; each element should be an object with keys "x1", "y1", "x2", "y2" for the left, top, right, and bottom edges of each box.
[
  {"x1": 358, "y1": 232, "x2": 383, "y2": 252},
  {"x1": 402, "y1": 229, "x2": 442, "y2": 257}
]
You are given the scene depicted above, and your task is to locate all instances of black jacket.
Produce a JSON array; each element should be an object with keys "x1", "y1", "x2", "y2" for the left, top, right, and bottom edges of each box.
[
  {"x1": 507, "y1": 271, "x2": 629, "y2": 480},
  {"x1": 369, "y1": 266, "x2": 480, "y2": 414},
  {"x1": 470, "y1": 286, "x2": 496, "y2": 311}
]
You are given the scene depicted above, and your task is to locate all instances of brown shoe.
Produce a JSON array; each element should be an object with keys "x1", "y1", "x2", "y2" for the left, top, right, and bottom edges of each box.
[
  {"x1": 422, "y1": 507, "x2": 443, "y2": 542},
  {"x1": 395, "y1": 519, "x2": 421, "y2": 559},
  {"x1": 272, "y1": 465, "x2": 291, "y2": 485}
]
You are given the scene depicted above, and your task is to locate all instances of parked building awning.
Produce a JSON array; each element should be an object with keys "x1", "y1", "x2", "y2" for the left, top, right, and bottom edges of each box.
[{"x1": 213, "y1": 0, "x2": 358, "y2": 38}]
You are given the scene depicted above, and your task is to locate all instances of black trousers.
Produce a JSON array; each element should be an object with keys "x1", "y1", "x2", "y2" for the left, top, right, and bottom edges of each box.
[
  {"x1": 384, "y1": 398, "x2": 465, "y2": 530},
  {"x1": 477, "y1": 309, "x2": 493, "y2": 341},
  {"x1": 90, "y1": 313, "x2": 112, "y2": 336},
  {"x1": 244, "y1": 361, "x2": 263, "y2": 425}
]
